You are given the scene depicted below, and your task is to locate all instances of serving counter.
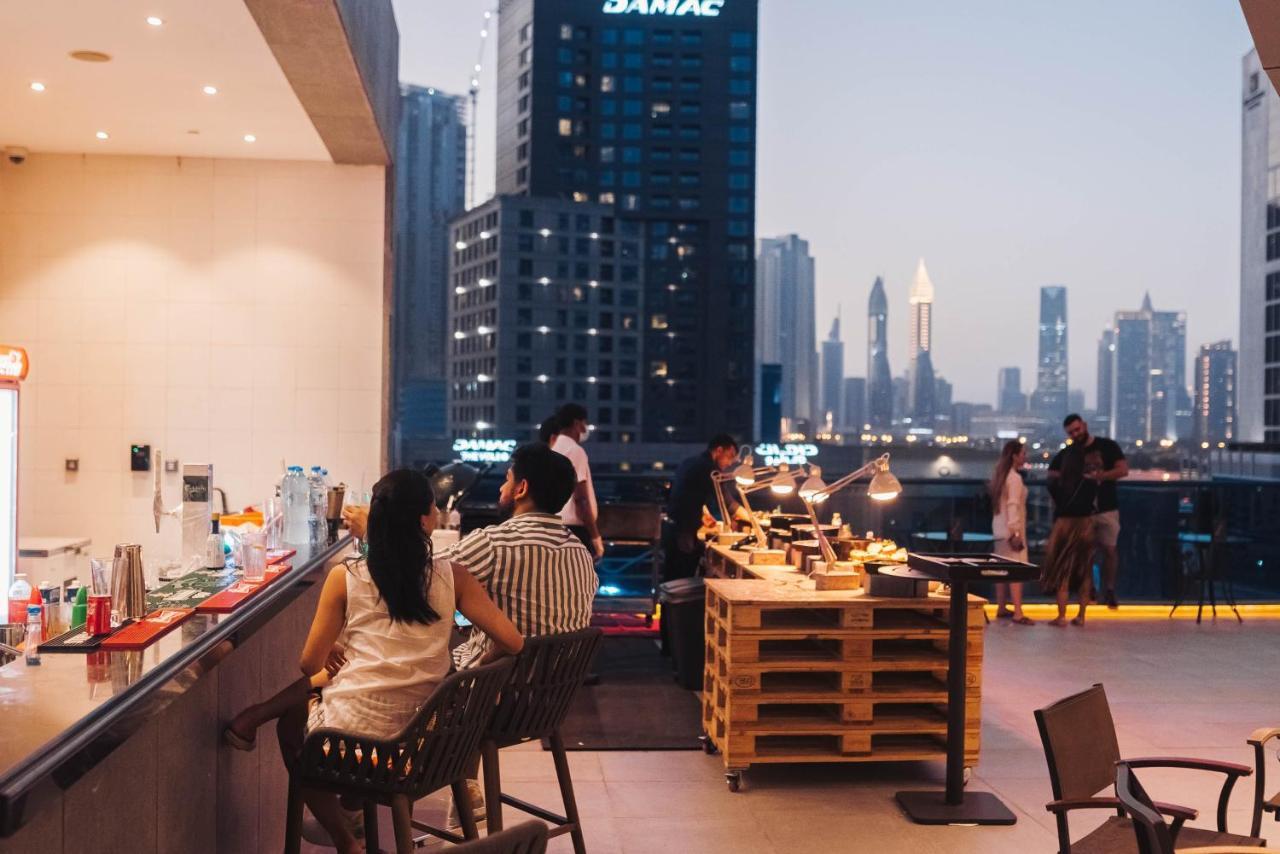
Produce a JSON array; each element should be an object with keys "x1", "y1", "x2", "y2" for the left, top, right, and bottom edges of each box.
[
  {"x1": 701, "y1": 543, "x2": 984, "y2": 791},
  {"x1": 0, "y1": 537, "x2": 353, "y2": 853}
]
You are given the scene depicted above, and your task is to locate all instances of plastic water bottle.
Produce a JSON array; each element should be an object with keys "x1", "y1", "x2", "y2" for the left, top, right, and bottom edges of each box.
[
  {"x1": 283, "y1": 466, "x2": 310, "y2": 544},
  {"x1": 25, "y1": 604, "x2": 42, "y2": 665},
  {"x1": 307, "y1": 466, "x2": 328, "y2": 546},
  {"x1": 7, "y1": 573, "x2": 33, "y2": 624}
]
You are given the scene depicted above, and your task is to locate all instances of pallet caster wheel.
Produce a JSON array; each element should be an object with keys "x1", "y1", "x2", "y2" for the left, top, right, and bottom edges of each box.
[
  {"x1": 726, "y1": 772, "x2": 742, "y2": 792},
  {"x1": 700, "y1": 735, "x2": 718, "y2": 755},
  {"x1": 963, "y1": 766, "x2": 972, "y2": 786}
]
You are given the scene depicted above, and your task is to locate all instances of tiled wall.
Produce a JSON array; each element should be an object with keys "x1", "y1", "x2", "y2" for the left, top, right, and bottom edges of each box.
[{"x1": 0, "y1": 153, "x2": 386, "y2": 565}]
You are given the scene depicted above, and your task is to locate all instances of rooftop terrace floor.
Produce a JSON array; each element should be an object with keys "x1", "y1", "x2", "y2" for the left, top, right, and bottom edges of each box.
[{"x1": 303, "y1": 614, "x2": 1279, "y2": 853}]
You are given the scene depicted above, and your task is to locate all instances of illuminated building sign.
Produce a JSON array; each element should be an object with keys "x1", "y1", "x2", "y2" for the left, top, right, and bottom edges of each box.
[
  {"x1": 754, "y1": 443, "x2": 818, "y2": 467},
  {"x1": 602, "y1": 0, "x2": 725, "y2": 17},
  {"x1": 452, "y1": 438, "x2": 517, "y2": 464},
  {"x1": 0, "y1": 345, "x2": 28, "y2": 382}
]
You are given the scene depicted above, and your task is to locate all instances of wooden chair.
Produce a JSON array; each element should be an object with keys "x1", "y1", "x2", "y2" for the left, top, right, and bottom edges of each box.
[
  {"x1": 453, "y1": 820, "x2": 549, "y2": 854},
  {"x1": 480, "y1": 628, "x2": 604, "y2": 854},
  {"x1": 1116, "y1": 761, "x2": 1265, "y2": 853},
  {"x1": 1035, "y1": 684, "x2": 1255, "y2": 853},
  {"x1": 284, "y1": 658, "x2": 515, "y2": 854},
  {"x1": 1251, "y1": 728, "x2": 1280, "y2": 837}
]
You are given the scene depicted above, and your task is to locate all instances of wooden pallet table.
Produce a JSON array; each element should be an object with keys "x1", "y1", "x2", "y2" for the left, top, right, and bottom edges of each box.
[{"x1": 700, "y1": 546, "x2": 987, "y2": 792}]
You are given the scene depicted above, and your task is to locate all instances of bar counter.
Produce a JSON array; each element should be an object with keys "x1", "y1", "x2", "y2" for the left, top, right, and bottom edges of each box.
[{"x1": 0, "y1": 536, "x2": 354, "y2": 853}]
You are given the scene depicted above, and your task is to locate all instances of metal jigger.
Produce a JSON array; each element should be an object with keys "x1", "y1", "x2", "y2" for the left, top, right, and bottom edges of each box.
[
  {"x1": 110, "y1": 544, "x2": 148, "y2": 623},
  {"x1": 326, "y1": 483, "x2": 346, "y2": 543}
]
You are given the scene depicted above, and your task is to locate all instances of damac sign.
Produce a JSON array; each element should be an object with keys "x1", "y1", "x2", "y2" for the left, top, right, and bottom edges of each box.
[
  {"x1": 452, "y1": 438, "x2": 517, "y2": 464},
  {"x1": 602, "y1": 0, "x2": 725, "y2": 17}
]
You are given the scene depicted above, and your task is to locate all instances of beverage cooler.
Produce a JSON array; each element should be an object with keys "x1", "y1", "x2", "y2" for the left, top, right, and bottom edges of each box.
[{"x1": 0, "y1": 345, "x2": 29, "y2": 599}]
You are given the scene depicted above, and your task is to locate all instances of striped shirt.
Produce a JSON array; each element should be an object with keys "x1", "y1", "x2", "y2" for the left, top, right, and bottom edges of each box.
[{"x1": 443, "y1": 512, "x2": 598, "y2": 668}]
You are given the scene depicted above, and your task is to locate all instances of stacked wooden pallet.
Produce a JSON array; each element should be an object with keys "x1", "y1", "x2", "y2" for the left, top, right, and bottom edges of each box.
[{"x1": 701, "y1": 577, "x2": 983, "y2": 790}]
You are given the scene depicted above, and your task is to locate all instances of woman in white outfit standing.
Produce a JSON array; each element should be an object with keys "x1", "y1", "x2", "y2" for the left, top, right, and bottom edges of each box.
[{"x1": 991, "y1": 439, "x2": 1033, "y2": 624}]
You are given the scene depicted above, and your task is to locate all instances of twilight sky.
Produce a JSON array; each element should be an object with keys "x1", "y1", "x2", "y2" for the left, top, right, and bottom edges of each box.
[{"x1": 393, "y1": 0, "x2": 1254, "y2": 409}]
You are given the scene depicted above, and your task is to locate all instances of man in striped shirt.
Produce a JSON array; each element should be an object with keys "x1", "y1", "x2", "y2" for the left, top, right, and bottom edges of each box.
[{"x1": 443, "y1": 442, "x2": 599, "y2": 669}]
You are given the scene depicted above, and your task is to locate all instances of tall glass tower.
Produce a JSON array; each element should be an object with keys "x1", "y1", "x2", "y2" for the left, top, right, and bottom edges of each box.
[
  {"x1": 1032, "y1": 285, "x2": 1069, "y2": 419},
  {"x1": 493, "y1": 0, "x2": 759, "y2": 441},
  {"x1": 866, "y1": 277, "x2": 893, "y2": 429}
]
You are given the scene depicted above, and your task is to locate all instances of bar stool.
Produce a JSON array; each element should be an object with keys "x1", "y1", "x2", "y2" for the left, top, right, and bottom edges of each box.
[
  {"x1": 480, "y1": 628, "x2": 604, "y2": 854},
  {"x1": 284, "y1": 658, "x2": 515, "y2": 854}
]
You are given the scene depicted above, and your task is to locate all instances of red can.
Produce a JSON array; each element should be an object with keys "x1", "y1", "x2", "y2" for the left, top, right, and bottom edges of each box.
[{"x1": 87, "y1": 594, "x2": 113, "y2": 635}]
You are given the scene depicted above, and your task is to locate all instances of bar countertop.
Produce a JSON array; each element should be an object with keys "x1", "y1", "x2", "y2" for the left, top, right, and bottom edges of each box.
[{"x1": 0, "y1": 536, "x2": 353, "y2": 838}]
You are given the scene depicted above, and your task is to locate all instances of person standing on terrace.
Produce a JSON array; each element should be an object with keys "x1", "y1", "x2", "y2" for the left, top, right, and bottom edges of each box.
[
  {"x1": 990, "y1": 439, "x2": 1033, "y2": 624},
  {"x1": 1062, "y1": 414, "x2": 1129, "y2": 608},
  {"x1": 551, "y1": 403, "x2": 604, "y2": 561}
]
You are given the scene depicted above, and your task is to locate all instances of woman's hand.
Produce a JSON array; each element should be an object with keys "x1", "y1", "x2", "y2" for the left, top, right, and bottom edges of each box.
[
  {"x1": 324, "y1": 645, "x2": 347, "y2": 678},
  {"x1": 1010, "y1": 532, "x2": 1025, "y2": 552},
  {"x1": 341, "y1": 505, "x2": 369, "y2": 540}
]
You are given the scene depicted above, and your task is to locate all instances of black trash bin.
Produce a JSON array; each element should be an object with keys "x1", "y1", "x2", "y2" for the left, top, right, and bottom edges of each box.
[{"x1": 658, "y1": 576, "x2": 706, "y2": 690}]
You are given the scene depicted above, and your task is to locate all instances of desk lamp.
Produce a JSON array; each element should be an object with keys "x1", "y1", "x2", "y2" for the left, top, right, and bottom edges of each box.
[
  {"x1": 710, "y1": 445, "x2": 775, "y2": 534},
  {"x1": 731, "y1": 466, "x2": 800, "y2": 547},
  {"x1": 798, "y1": 453, "x2": 902, "y2": 564}
]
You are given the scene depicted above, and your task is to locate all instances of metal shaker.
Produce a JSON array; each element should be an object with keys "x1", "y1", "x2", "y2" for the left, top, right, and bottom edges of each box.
[
  {"x1": 326, "y1": 482, "x2": 346, "y2": 542},
  {"x1": 110, "y1": 544, "x2": 148, "y2": 623}
]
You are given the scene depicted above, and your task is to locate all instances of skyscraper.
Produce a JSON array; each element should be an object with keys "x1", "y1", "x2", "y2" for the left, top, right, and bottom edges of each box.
[
  {"x1": 493, "y1": 0, "x2": 759, "y2": 442},
  {"x1": 842, "y1": 377, "x2": 866, "y2": 433},
  {"x1": 1031, "y1": 285, "x2": 1068, "y2": 418},
  {"x1": 1240, "y1": 49, "x2": 1280, "y2": 442},
  {"x1": 997, "y1": 367, "x2": 1025, "y2": 413},
  {"x1": 757, "y1": 235, "x2": 817, "y2": 429},
  {"x1": 907, "y1": 258, "x2": 935, "y2": 421},
  {"x1": 392, "y1": 85, "x2": 467, "y2": 461},
  {"x1": 819, "y1": 309, "x2": 844, "y2": 431},
  {"x1": 1108, "y1": 294, "x2": 1189, "y2": 444},
  {"x1": 1194, "y1": 341, "x2": 1237, "y2": 443},
  {"x1": 866, "y1": 277, "x2": 893, "y2": 429},
  {"x1": 1095, "y1": 328, "x2": 1115, "y2": 437}
]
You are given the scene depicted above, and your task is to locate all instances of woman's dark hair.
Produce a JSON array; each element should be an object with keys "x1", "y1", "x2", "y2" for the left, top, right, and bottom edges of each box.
[
  {"x1": 510, "y1": 442, "x2": 577, "y2": 513},
  {"x1": 989, "y1": 439, "x2": 1024, "y2": 506},
  {"x1": 365, "y1": 469, "x2": 441, "y2": 625}
]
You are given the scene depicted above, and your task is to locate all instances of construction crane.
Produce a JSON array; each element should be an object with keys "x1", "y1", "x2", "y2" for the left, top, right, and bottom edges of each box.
[{"x1": 466, "y1": 7, "x2": 497, "y2": 209}]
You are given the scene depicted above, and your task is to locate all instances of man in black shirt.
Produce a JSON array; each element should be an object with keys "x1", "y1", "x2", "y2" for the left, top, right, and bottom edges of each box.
[
  {"x1": 1057, "y1": 414, "x2": 1128, "y2": 608},
  {"x1": 1043, "y1": 414, "x2": 1128, "y2": 624},
  {"x1": 662, "y1": 434, "x2": 752, "y2": 581}
]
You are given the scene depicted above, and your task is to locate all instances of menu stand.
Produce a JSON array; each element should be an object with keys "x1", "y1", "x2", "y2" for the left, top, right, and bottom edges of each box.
[{"x1": 890, "y1": 553, "x2": 1038, "y2": 825}]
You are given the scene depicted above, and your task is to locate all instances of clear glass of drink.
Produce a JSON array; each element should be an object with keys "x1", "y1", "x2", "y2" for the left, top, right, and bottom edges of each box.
[{"x1": 243, "y1": 530, "x2": 267, "y2": 582}]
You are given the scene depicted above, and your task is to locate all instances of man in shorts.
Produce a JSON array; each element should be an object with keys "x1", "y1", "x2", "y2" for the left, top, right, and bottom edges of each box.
[{"x1": 1060, "y1": 414, "x2": 1128, "y2": 608}]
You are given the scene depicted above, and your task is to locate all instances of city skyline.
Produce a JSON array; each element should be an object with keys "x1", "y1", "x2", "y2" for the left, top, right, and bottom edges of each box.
[{"x1": 395, "y1": 0, "x2": 1249, "y2": 408}]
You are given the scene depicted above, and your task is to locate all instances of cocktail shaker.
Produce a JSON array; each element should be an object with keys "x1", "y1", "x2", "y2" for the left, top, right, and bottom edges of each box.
[
  {"x1": 326, "y1": 483, "x2": 346, "y2": 542},
  {"x1": 110, "y1": 544, "x2": 148, "y2": 623}
]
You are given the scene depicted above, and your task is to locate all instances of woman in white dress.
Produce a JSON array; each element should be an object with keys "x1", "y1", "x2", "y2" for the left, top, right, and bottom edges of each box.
[
  {"x1": 991, "y1": 439, "x2": 1033, "y2": 624},
  {"x1": 225, "y1": 469, "x2": 523, "y2": 854}
]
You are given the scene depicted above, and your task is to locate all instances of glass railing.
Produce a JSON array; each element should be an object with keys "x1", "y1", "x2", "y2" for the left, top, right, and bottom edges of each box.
[{"x1": 457, "y1": 472, "x2": 1280, "y2": 604}]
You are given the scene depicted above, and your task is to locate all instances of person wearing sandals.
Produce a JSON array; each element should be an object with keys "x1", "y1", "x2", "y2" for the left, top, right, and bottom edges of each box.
[
  {"x1": 223, "y1": 469, "x2": 524, "y2": 854},
  {"x1": 990, "y1": 439, "x2": 1033, "y2": 625},
  {"x1": 1042, "y1": 415, "x2": 1101, "y2": 627}
]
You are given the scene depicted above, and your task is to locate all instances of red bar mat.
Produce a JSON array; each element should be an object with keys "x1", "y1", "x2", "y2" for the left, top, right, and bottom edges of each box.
[
  {"x1": 99, "y1": 608, "x2": 194, "y2": 650},
  {"x1": 195, "y1": 564, "x2": 290, "y2": 614},
  {"x1": 267, "y1": 549, "x2": 296, "y2": 565}
]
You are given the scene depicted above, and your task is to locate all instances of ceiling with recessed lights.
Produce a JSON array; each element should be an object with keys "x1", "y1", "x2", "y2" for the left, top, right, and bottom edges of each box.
[{"x1": 0, "y1": 0, "x2": 330, "y2": 159}]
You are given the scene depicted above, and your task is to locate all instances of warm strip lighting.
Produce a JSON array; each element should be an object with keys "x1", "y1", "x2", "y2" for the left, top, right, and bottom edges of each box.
[
  {"x1": 242, "y1": 134, "x2": 256, "y2": 143},
  {"x1": 202, "y1": 85, "x2": 218, "y2": 95},
  {"x1": 95, "y1": 131, "x2": 109, "y2": 140},
  {"x1": 30, "y1": 82, "x2": 45, "y2": 92},
  {"x1": 146, "y1": 15, "x2": 164, "y2": 26}
]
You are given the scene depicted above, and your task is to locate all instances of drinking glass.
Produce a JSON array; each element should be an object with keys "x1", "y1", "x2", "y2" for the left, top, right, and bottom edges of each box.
[{"x1": 243, "y1": 531, "x2": 267, "y2": 582}]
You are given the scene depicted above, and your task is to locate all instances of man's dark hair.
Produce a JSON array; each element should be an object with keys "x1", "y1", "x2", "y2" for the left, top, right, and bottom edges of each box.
[
  {"x1": 557, "y1": 402, "x2": 588, "y2": 425},
  {"x1": 707, "y1": 433, "x2": 737, "y2": 452},
  {"x1": 1063, "y1": 413, "x2": 1083, "y2": 428},
  {"x1": 510, "y1": 442, "x2": 577, "y2": 513}
]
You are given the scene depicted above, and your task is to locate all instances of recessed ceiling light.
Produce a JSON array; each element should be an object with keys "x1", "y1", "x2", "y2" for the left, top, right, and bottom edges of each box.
[
  {"x1": 95, "y1": 131, "x2": 109, "y2": 140},
  {"x1": 202, "y1": 85, "x2": 218, "y2": 95},
  {"x1": 242, "y1": 134, "x2": 256, "y2": 143},
  {"x1": 69, "y1": 50, "x2": 112, "y2": 63},
  {"x1": 146, "y1": 16, "x2": 164, "y2": 26},
  {"x1": 30, "y1": 82, "x2": 45, "y2": 92}
]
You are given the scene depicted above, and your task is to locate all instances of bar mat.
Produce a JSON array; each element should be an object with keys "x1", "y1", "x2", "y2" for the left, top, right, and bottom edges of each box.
[
  {"x1": 38, "y1": 624, "x2": 105, "y2": 653},
  {"x1": 196, "y1": 563, "x2": 292, "y2": 614},
  {"x1": 100, "y1": 608, "x2": 194, "y2": 650}
]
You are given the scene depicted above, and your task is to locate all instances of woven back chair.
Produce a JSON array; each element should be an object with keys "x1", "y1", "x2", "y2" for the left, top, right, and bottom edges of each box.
[
  {"x1": 1035, "y1": 684, "x2": 1258, "y2": 854},
  {"x1": 285, "y1": 658, "x2": 515, "y2": 854},
  {"x1": 453, "y1": 820, "x2": 549, "y2": 854},
  {"x1": 481, "y1": 628, "x2": 603, "y2": 854}
]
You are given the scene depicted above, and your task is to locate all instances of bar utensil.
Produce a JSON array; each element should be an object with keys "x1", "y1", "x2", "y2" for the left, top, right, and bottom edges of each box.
[
  {"x1": 110, "y1": 544, "x2": 147, "y2": 624},
  {"x1": 326, "y1": 482, "x2": 346, "y2": 542}
]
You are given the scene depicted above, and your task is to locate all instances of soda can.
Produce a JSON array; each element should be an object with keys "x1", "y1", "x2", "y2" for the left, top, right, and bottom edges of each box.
[{"x1": 87, "y1": 594, "x2": 113, "y2": 635}]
